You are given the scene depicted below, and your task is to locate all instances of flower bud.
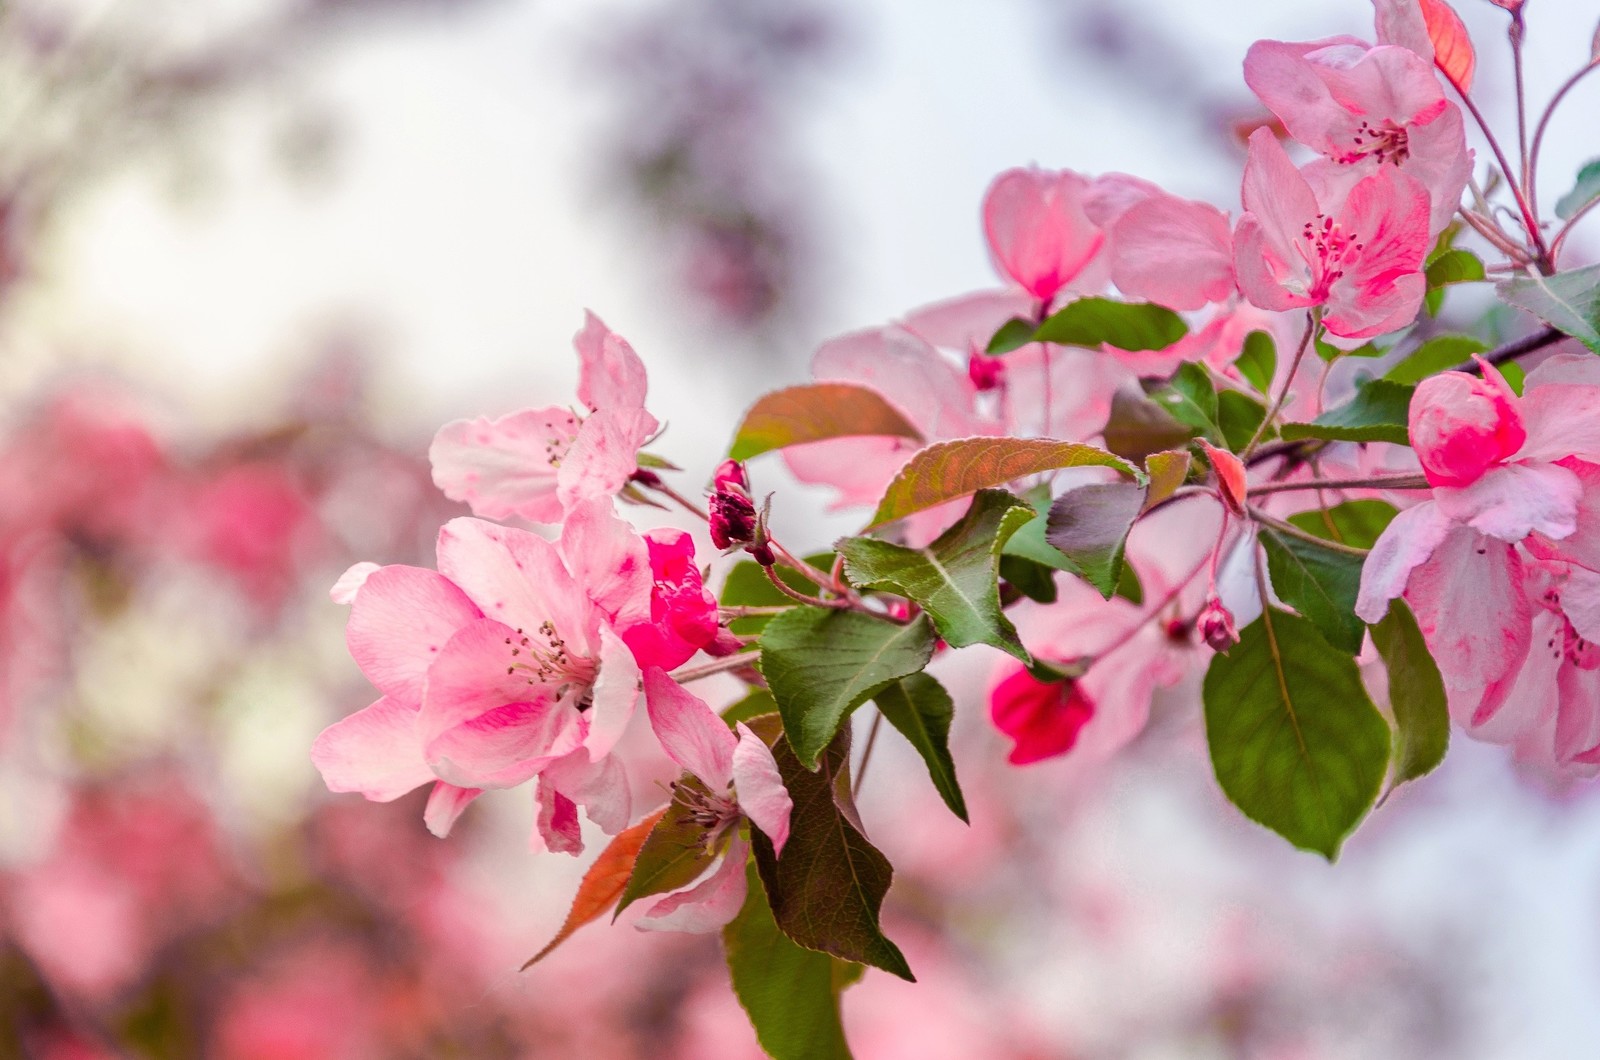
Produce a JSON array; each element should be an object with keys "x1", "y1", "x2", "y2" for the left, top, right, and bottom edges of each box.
[
  {"x1": 1197, "y1": 596, "x2": 1239, "y2": 654},
  {"x1": 1409, "y1": 362, "x2": 1525, "y2": 487},
  {"x1": 968, "y1": 352, "x2": 1005, "y2": 392},
  {"x1": 708, "y1": 459, "x2": 758, "y2": 550},
  {"x1": 989, "y1": 665, "x2": 1095, "y2": 765}
]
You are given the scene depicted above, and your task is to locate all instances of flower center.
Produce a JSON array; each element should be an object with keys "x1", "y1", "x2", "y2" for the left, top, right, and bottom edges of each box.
[
  {"x1": 504, "y1": 621, "x2": 600, "y2": 704},
  {"x1": 1336, "y1": 120, "x2": 1410, "y2": 166},
  {"x1": 1298, "y1": 214, "x2": 1366, "y2": 298},
  {"x1": 670, "y1": 779, "x2": 739, "y2": 852}
]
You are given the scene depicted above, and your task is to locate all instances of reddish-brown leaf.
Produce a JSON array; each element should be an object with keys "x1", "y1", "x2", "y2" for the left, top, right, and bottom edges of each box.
[
  {"x1": 520, "y1": 807, "x2": 667, "y2": 969},
  {"x1": 727, "y1": 383, "x2": 923, "y2": 461},
  {"x1": 867, "y1": 437, "x2": 1137, "y2": 528},
  {"x1": 1420, "y1": 0, "x2": 1475, "y2": 89}
]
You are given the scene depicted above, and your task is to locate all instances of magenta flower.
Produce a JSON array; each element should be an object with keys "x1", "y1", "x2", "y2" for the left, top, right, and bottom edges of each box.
[
  {"x1": 428, "y1": 312, "x2": 659, "y2": 523},
  {"x1": 618, "y1": 528, "x2": 719, "y2": 671},
  {"x1": 632, "y1": 669, "x2": 792, "y2": 933},
  {"x1": 989, "y1": 666, "x2": 1096, "y2": 765},
  {"x1": 1234, "y1": 128, "x2": 1431, "y2": 339},
  {"x1": 1244, "y1": 38, "x2": 1470, "y2": 233},
  {"x1": 312, "y1": 500, "x2": 658, "y2": 846}
]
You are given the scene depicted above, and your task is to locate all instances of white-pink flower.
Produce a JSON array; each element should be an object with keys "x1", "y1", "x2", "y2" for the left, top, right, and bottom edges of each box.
[
  {"x1": 428, "y1": 312, "x2": 658, "y2": 523},
  {"x1": 631, "y1": 669, "x2": 792, "y2": 934}
]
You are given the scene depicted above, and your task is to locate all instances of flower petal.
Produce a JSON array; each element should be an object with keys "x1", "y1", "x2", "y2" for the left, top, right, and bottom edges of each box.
[
  {"x1": 423, "y1": 782, "x2": 481, "y2": 838},
  {"x1": 559, "y1": 498, "x2": 652, "y2": 628},
  {"x1": 345, "y1": 565, "x2": 482, "y2": 703},
  {"x1": 428, "y1": 408, "x2": 580, "y2": 524},
  {"x1": 1433, "y1": 462, "x2": 1581, "y2": 542},
  {"x1": 556, "y1": 407, "x2": 658, "y2": 511},
  {"x1": 310, "y1": 696, "x2": 433, "y2": 802},
  {"x1": 1355, "y1": 500, "x2": 1454, "y2": 622},
  {"x1": 585, "y1": 626, "x2": 641, "y2": 762},
  {"x1": 435, "y1": 517, "x2": 595, "y2": 655},
  {"x1": 731, "y1": 723, "x2": 792, "y2": 857},
  {"x1": 530, "y1": 778, "x2": 583, "y2": 856},
  {"x1": 330, "y1": 562, "x2": 380, "y2": 605},
  {"x1": 642, "y1": 667, "x2": 736, "y2": 791},
  {"x1": 634, "y1": 836, "x2": 750, "y2": 934},
  {"x1": 575, "y1": 310, "x2": 649, "y2": 412}
]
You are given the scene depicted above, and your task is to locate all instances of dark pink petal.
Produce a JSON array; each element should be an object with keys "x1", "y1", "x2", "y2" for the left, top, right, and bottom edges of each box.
[
  {"x1": 310, "y1": 695, "x2": 432, "y2": 802},
  {"x1": 584, "y1": 626, "x2": 640, "y2": 762},
  {"x1": 423, "y1": 782, "x2": 481, "y2": 838},
  {"x1": 620, "y1": 530, "x2": 720, "y2": 671},
  {"x1": 1433, "y1": 462, "x2": 1581, "y2": 542},
  {"x1": 346, "y1": 565, "x2": 482, "y2": 703},
  {"x1": 428, "y1": 407, "x2": 580, "y2": 524},
  {"x1": 1356, "y1": 500, "x2": 1454, "y2": 622},
  {"x1": 435, "y1": 517, "x2": 595, "y2": 656},
  {"x1": 574, "y1": 310, "x2": 650, "y2": 412},
  {"x1": 642, "y1": 667, "x2": 736, "y2": 791},
  {"x1": 559, "y1": 498, "x2": 652, "y2": 628},
  {"x1": 1409, "y1": 368, "x2": 1526, "y2": 487},
  {"x1": 731, "y1": 723, "x2": 791, "y2": 857},
  {"x1": 530, "y1": 778, "x2": 583, "y2": 856},
  {"x1": 635, "y1": 836, "x2": 749, "y2": 934},
  {"x1": 1325, "y1": 166, "x2": 1430, "y2": 338},
  {"x1": 419, "y1": 618, "x2": 583, "y2": 789},
  {"x1": 989, "y1": 665, "x2": 1096, "y2": 765}
]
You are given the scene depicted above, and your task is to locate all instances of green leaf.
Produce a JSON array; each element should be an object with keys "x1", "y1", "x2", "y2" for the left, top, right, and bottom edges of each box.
[
  {"x1": 751, "y1": 727, "x2": 914, "y2": 981},
  {"x1": 1203, "y1": 607, "x2": 1391, "y2": 859},
  {"x1": 1497, "y1": 264, "x2": 1600, "y2": 353},
  {"x1": 1259, "y1": 526, "x2": 1367, "y2": 654},
  {"x1": 999, "y1": 554, "x2": 1058, "y2": 603},
  {"x1": 1424, "y1": 248, "x2": 1486, "y2": 289},
  {"x1": 721, "y1": 552, "x2": 835, "y2": 634},
  {"x1": 1236, "y1": 330, "x2": 1278, "y2": 394},
  {"x1": 1000, "y1": 488, "x2": 1077, "y2": 575},
  {"x1": 1217, "y1": 389, "x2": 1270, "y2": 451},
  {"x1": 1287, "y1": 500, "x2": 1397, "y2": 550},
  {"x1": 729, "y1": 383, "x2": 923, "y2": 461},
  {"x1": 1148, "y1": 363, "x2": 1220, "y2": 438},
  {"x1": 722, "y1": 689, "x2": 779, "y2": 725},
  {"x1": 1370, "y1": 599, "x2": 1449, "y2": 787},
  {"x1": 1280, "y1": 379, "x2": 1414, "y2": 445},
  {"x1": 986, "y1": 316, "x2": 1038, "y2": 355},
  {"x1": 615, "y1": 791, "x2": 721, "y2": 916},
  {"x1": 1383, "y1": 335, "x2": 1488, "y2": 383},
  {"x1": 724, "y1": 859, "x2": 856, "y2": 1060},
  {"x1": 1143, "y1": 449, "x2": 1192, "y2": 510},
  {"x1": 1555, "y1": 158, "x2": 1600, "y2": 221},
  {"x1": 840, "y1": 490, "x2": 1034, "y2": 661},
  {"x1": 1102, "y1": 385, "x2": 1200, "y2": 464},
  {"x1": 1032, "y1": 297, "x2": 1188, "y2": 351},
  {"x1": 1315, "y1": 335, "x2": 1384, "y2": 362},
  {"x1": 758, "y1": 608, "x2": 937, "y2": 768},
  {"x1": 873, "y1": 673, "x2": 967, "y2": 822},
  {"x1": 1044, "y1": 482, "x2": 1146, "y2": 598},
  {"x1": 1500, "y1": 360, "x2": 1526, "y2": 395},
  {"x1": 867, "y1": 438, "x2": 1137, "y2": 529}
]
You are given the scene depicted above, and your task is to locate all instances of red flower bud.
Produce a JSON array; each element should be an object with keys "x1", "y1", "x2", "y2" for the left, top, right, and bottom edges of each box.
[{"x1": 1198, "y1": 596, "x2": 1239, "y2": 654}]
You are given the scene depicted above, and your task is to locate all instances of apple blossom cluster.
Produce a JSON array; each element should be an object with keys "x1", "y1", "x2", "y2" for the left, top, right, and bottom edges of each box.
[{"x1": 314, "y1": 0, "x2": 1600, "y2": 1053}]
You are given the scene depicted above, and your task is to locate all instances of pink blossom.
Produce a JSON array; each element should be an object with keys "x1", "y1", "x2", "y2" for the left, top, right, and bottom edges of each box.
[
  {"x1": 429, "y1": 312, "x2": 659, "y2": 523},
  {"x1": 983, "y1": 167, "x2": 1108, "y2": 301},
  {"x1": 1357, "y1": 358, "x2": 1600, "y2": 742},
  {"x1": 1234, "y1": 128, "x2": 1431, "y2": 339},
  {"x1": 1244, "y1": 38, "x2": 1470, "y2": 233},
  {"x1": 313, "y1": 501, "x2": 657, "y2": 847},
  {"x1": 632, "y1": 669, "x2": 792, "y2": 933},
  {"x1": 707, "y1": 459, "x2": 757, "y2": 550}
]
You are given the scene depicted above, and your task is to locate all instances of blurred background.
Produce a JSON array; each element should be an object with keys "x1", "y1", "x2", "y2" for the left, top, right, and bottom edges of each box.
[{"x1": 2, "y1": 0, "x2": 1599, "y2": 1056}]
